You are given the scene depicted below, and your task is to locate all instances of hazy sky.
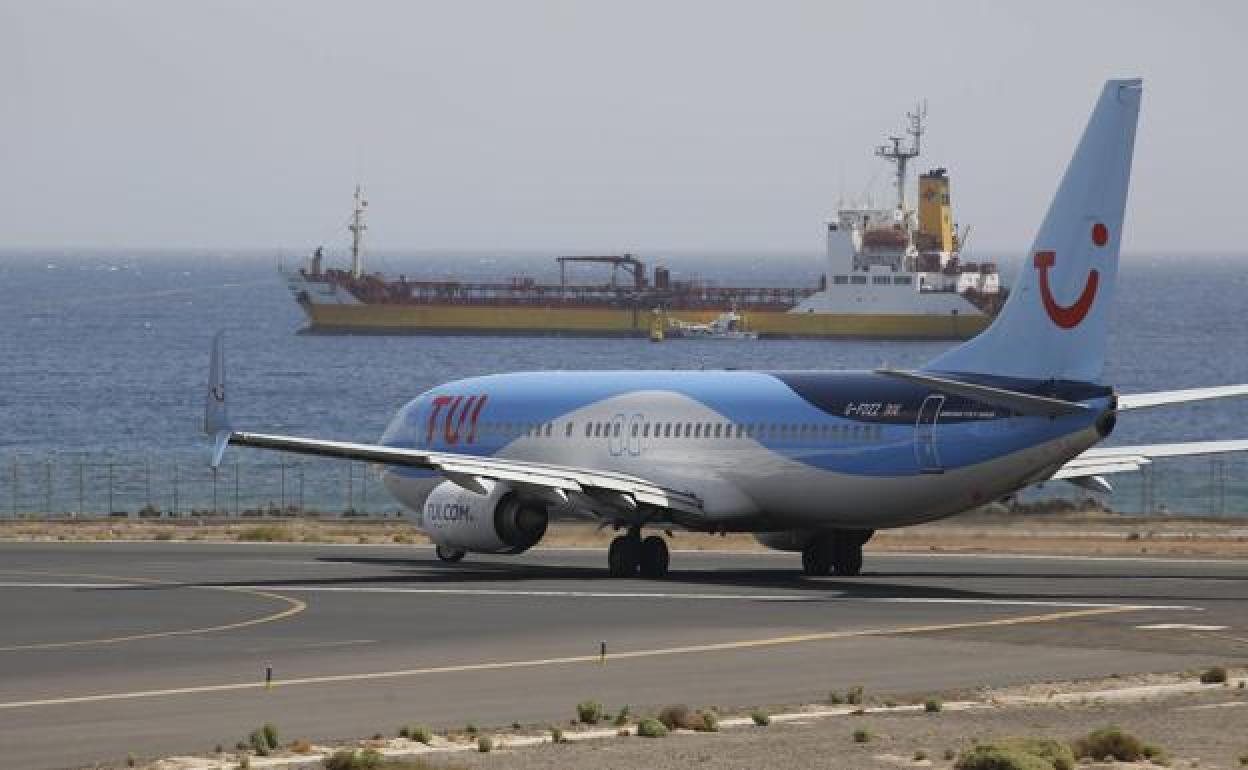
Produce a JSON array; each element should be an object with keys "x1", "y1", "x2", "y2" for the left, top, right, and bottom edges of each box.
[{"x1": 3, "y1": 1, "x2": 1247, "y2": 257}]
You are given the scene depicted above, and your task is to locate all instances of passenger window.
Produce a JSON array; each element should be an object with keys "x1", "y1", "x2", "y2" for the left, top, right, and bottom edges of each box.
[
  {"x1": 585, "y1": 423, "x2": 592, "y2": 438},
  {"x1": 664, "y1": 423, "x2": 672, "y2": 438},
  {"x1": 613, "y1": 423, "x2": 621, "y2": 437},
  {"x1": 642, "y1": 423, "x2": 650, "y2": 438},
  {"x1": 694, "y1": 424, "x2": 702, "y2": 438},
  {"x1": 713, "y1": 424, "x2": 722, "y2": 438},
  {"x1": 566, "y1": 422, "x2": 574, "y2": 437},
  {"x1": 736, "y1": 424, "x2": 744, "y2": 438},
  {"x1": 631, "y1": 423, "x2": 639, "y2": 437}
]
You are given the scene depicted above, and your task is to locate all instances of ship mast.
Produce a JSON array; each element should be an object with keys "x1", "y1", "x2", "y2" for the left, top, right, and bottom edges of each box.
[
  {"x1": 348, "y1": 184, "x2": 368, "y2": 279},
  {"x1": 874, "y1": 103, "x2": 926, "y2": 212}
]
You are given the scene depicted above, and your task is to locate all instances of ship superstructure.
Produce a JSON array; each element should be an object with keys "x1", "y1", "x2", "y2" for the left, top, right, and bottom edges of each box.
[{"x1": 284, "y1": 108, "x2": 1004, "y2": 338}]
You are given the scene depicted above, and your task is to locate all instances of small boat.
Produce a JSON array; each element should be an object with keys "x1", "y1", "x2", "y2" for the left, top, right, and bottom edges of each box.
[{"x1": 668, "y1": 311, "x2": 758, "y2": 340}]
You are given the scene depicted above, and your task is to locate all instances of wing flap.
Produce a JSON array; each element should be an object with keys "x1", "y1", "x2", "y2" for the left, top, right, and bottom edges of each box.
[{"x1": 1054, "y1": 439, "x2": 1248, "y2": 481}]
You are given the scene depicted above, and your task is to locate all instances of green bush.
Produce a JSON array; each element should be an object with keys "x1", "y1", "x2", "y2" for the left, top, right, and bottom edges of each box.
[
  {"x1": 239, "y1": 755, "x2": 250, "y2": 770},
  {"x1": 614, "y1": 705, "x2": 631, "y2": 726},
  {"x1": 238, "y1": 525, "x2": 291, "y2": 542},
  {"x1": 1070, "y1": 726, "x2": 1153, "y2": 762},
  {"x1": 954, "y1": 745, "x2": 1055, "y2": 770},
  {"x1": 576, "y1": 700, "x2": 604, "y2": 725},
  {"x1": 248, "y1": 729, "x2": 270, "y2": 757},
  {"x1": 262, "y1": 723, "x2": 279, "y2": 750},
  {"x1": 463, "y1": 723, "x2": 478, "y2": 736},
  {"x1": 697, "y1": 711, "x2": 719, "y2": 732},
  {"x1": 410, "y1": 724, "x2": 432, "y2": 744},
  {"x1": 827, "y1": 691, "x2": 844, "y2": 705},
  {"x1": 1200, "y1": 666, "x2": 1229, "y2": 684},
  {"x1": 322, "y1": 749, "x2": 384, "y2": 770},
  {"x1": 398, "y1": 726, "x2": 409, "y2": 739},
  {"x1": 658, "y1": 704, "x2": 699, "y2": 730},
  {"x1": 853, "y1": 728, "x2": 871, "y2": 743},
  {"x1": 477, "y1": 735, "x2": 493, "y2": 753},
  {"x1": 549, "y1": 726, "x2": 565, "y2": 744},
  {"x1": 955, "y1": 738, "x2": 1073, "y2": 770},
  {"x1": 636, "y1": 718, "x2": 668, "y2": 738},
  {"x1": 751, "y1": 709, "x2": 771, "y2": 727},
  {"x1": 846, "y1": 685, "x2": 865, "y2": 705},
  {"x1": 914, "y1": 749, "x2": 928, "y2": 761},
  {"x1": 925, "y1": 698, "x2": 943, "y2": 713}
]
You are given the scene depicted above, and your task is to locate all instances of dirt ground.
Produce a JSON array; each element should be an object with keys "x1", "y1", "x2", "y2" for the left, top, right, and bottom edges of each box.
[
  {"x1": 136, "y1": 674, "x2": 1248, "y2": 770},
  {"x1": 5, "y1": 509, "x2": 1248, "y2": 558},
  {"x1": 435, "y1": 688, "x2": 1248, "y2": 770}
]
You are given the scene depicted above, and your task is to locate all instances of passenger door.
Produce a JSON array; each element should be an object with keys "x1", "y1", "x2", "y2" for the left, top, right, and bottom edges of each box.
[{"x1": 913, "y1": 394, "x2": 945, "y2": 473}]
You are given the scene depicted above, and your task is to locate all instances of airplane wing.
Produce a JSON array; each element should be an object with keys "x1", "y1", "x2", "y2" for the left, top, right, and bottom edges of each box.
[
  {"x1": 204, "y1": 333, "x2": 702, "y2": 517},
  {"x1": 1052, "y1": 439, "x2": 1248, "y2": 481},
  {"x1": 1116, "y1": 384, "x2": 1248, "y2": 411},
  {"x1": 223, "y1": 430, "x2": 704, "y2": 516}
]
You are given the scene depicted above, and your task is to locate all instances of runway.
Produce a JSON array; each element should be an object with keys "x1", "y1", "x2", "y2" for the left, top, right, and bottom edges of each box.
[{"x1": 1, "y1": 541, "x2": 1246, "y2": 769}]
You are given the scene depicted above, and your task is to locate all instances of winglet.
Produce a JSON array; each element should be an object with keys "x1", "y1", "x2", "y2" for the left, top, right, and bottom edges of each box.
[{"x1": 204, "y1": 331, "x2": 233, "y2": 468}]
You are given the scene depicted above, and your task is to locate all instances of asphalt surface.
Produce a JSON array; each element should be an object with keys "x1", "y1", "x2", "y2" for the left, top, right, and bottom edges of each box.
[{"x1": 1, "y1": 541, "x2": 1246, "y2": 769}]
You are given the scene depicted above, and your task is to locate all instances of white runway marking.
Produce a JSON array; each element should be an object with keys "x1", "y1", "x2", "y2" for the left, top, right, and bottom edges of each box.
[
  {"x1": 1135, "y1": 623, "x2": 1228, "y2": 631},
  {"x1": 0, "y1": 583, "x2": 132, "y2": 589},
  {"x1": 233, "y1": 585, "x2": 1199, "y2": 611}
]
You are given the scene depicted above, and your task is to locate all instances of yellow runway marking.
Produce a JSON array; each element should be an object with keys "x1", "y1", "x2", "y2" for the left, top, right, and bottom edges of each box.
[
  {"x1": 0, "y1": 570, "x2": 306, "y2": 653},
  {"x1": 0, "y1": 605, "x2": 1137, "y2": 710}
]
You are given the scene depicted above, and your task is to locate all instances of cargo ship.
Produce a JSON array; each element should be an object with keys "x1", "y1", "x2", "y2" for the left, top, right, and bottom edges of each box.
[{"x1": 285, "y1": 108, "x2": 1005, "y2": 338}]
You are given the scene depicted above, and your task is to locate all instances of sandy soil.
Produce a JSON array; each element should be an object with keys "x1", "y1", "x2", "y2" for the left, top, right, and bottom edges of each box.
[{"x1": 5, "y1": 510, "x2": 1248, "y2": 558}]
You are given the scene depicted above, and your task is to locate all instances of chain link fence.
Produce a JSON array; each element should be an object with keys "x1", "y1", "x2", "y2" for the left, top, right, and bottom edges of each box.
[
  {"x1": 1, "y1": 451, "x2": 1245, "y2": 520},
  {"x1": 1, "y1": 452, "x2": 402, "y2": 519}
]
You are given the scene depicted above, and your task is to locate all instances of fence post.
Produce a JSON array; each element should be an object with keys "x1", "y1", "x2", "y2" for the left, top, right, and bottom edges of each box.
[
  {"x1": 145, "y1": 459, "x2": 152, "y2": 510},
  {"x1": 78, "y1": 458, "x2": 84, "y2": 516},
  {"x1": 346, "y1": 463, "x2": 353, "y2": 514},
  {"x1": 107, "y1": 462, "x2": 114, "y2": 515},
  {"x1": 44, "y1": 455, "x2": 52, "y2": 516},
  {"x1": 298, "y1": 462, "x2": 305, "y2": 513},
  {"x1": 280, "y1": 458, "x2": 286, "y2": 512},
  {"x1": 234, "y1": 461, "x2": 240, "y2": 516},
  {"x1": 11, "y1": 455, "x2": 17, "y2": 518},
  {"x1": 212, "y1": 466, "x2": 219, "y2": 514}
]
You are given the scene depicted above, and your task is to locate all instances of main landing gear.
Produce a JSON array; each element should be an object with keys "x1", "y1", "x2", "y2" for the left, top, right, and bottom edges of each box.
[
  {"x1": 435, "y1": 545, "x2": 466, "y2": 563},
  {"x1": 801, "y1": 529, "x2": 873, "y2": 577},
  {"x1": 608, "y1": 528, "x2": 670, "y2": 578}
]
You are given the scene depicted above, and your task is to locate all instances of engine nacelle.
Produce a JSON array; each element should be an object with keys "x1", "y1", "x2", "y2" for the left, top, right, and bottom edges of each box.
[
  {"x1": 421, "y1": 479, "x2": 549, "y2": 554},
  {"x1": 753, "y1": 530, "x2": 814, "y2": 552}
]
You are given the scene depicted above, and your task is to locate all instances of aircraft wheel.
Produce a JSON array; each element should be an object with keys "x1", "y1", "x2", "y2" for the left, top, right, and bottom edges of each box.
[
  {"x1": 831, "y1": 529, "x2": 872, "y2": 576},
  {"x1": 435, "y1": 545, "x2": 466, "y2": 563},
  {"x1": 638, "y1": 535, "x2": 670, "y2": 578},
  {"x1": 608, "y1": 534, "x2": 641, "y2": 577},
  {"x1": 801, "y1": 535, "x2": 834, "y2": 576},
  {"x1": 832, "y1": 539, "x2": 863, "y2": 576}
]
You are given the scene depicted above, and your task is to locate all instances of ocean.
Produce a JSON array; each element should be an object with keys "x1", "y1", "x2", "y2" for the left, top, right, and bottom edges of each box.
[{"x1": 1, "y1": 250, "x2": 1245, "y2": 517}]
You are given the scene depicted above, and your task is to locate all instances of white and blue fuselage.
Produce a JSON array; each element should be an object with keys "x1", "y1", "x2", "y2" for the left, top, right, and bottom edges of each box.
[{"x1": 380, "y1": 370, "x2": 1113, "y2": 531}]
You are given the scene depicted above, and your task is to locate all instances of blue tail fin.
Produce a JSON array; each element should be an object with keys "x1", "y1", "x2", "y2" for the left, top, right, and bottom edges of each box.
[{"x1": 924, "y1": 79, "x2": 1142, "y2": 383}]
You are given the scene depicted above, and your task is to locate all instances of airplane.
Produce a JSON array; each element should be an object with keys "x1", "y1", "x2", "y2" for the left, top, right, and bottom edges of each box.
[{"x1": 206, "y1": 78, "x2": 1248, "y2": 579}]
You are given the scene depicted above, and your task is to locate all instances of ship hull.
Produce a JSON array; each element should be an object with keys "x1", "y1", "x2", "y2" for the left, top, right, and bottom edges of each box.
[{"x1": 297, "y1": 302, "x2": 991, "y2": 339}]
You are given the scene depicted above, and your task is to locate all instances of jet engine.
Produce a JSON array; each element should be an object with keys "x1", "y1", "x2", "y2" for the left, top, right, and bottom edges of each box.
[
  {"x1": 753, "y1": 530, "x2": 814, "y2": 552},
  {"x1": 421, "y1": 479, "x2": 549, "y2": 554}
]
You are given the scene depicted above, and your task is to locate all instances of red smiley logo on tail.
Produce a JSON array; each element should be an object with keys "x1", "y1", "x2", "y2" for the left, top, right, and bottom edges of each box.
[{"x1": 1033, "y1": 222, "x2": 1108, "y2": 329}]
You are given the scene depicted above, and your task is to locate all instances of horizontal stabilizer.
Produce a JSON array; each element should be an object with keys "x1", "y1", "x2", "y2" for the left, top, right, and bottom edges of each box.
[
  {"x1": 876, "y1": 369, "x2": 1090, "y2": 417},
  {"x1": 1117, "y1": 384, "x2": 1248, "y2": 411}
]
